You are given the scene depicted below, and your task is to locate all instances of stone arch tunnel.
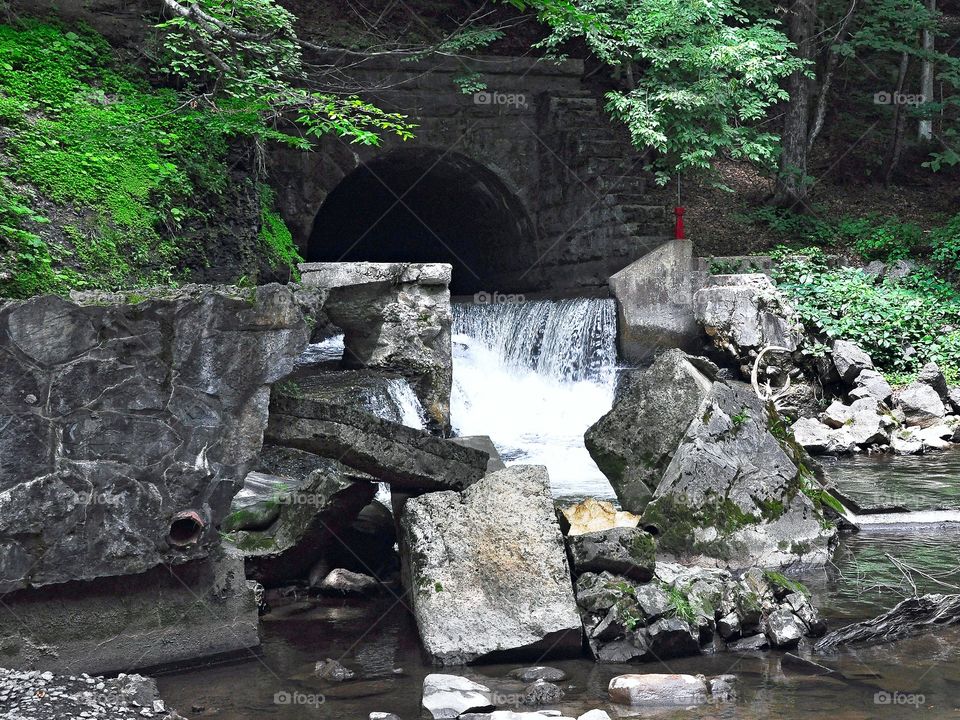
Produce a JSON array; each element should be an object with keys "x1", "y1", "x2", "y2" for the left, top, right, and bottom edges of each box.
[
  {"x1": 268, "y1": 54, "x2": 673, "y2": 294},
  {"x1": 308, "y1": 148, "x2": 536, "y2": 296}
]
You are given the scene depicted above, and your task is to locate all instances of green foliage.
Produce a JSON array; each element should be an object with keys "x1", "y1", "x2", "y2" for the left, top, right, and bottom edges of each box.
[
  {"x1": 521, "y1": 0, "x2": 804, "y2": 182},
  {"x1": 259, "y1": 186, "x2": 302, "y2": 274},
  {"x1": 763, "y1": 570, "x2": 810, "y2": 597},
  {"x1": 929, "y1": 214, "x2": 960, "y2": 275},
  {"x1": 664, "y1": 584, "x2": 696, "y2": 624},
  {"x1": 155, "y1": 0, "x2": 415, "y2": 148},
  {"x1": 772, "y1": 247, "x2": 960, "y2": 379}
]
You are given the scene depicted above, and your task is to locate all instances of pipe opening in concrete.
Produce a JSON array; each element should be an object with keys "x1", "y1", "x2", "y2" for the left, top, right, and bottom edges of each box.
[
  {"x1": 307, "y1": 147, "x2": 536, "y2": 295},
  {"x1": 642, "y1": 523, "x2": 661, "y2": 537},
  {"x1": 168, "y1": 510, "x2": 205, "y2": 547}
]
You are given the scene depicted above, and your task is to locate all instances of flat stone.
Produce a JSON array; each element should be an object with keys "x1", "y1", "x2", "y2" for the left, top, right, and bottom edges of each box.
[
  {"x1": 267, "y1": 395, "x2": 489, "y2": 492},
  {"x1": 560, "y1": 499, "x2": 640, "y2": 536}
]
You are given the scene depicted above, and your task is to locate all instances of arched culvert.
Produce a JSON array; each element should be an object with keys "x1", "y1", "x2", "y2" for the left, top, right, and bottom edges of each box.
[
  {"x1": 307, "y1": 148, "x2": 536, "y2": 296},
  {"x1": 168, "y1": 510, "x2": 206, "y2": 547}
]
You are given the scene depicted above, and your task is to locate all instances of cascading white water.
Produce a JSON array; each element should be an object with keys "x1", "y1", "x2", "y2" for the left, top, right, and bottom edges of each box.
[{"x1": 451, "y1": 298, "x2": 618, "y2": 500}]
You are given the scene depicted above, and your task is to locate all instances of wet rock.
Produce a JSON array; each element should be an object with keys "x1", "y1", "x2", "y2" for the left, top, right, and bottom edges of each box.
[
  {"x1": 727, "y1": 634, "x2": 770, "y2": 651},
  {"x1": 764, "y1": 608, "x2": 803, "y2": 649},
  {"x1": 521, "y1": 679, "x2": 565, "y2": 705},
  {"x1": 370, "y1": 714, "x2": 402, "y2": 720},
  {"x1": 608, "y1": 673, "x2": 708, "y2": 706},
  {"x1": 851, "y1": 369, "x2": 893, "y2": 403},
  {"x1": 567, "y1": 527, "x2": 655, "y2": 581},
  {"x1": 318, "y1": 568, "x2": 380, "y2": 595},
  {"x1": 948, "y1": 387, "x2": 960, "y2": 414},
  {"x1": 267, "y1": 395, "x2": 489, "y2": 492},
  {"x1": 507, "y1": 667, "x2": 568, "y2": 683},
  {"x1": 228, "y1": 452, "x2": 377, "y2": 587},
  {"x1": 634, "y1": 584, "x2": 671, "y2": 620},
  {"x1": 584, "y1": 350, "x2": 713, "y2": 513},
  {"x1": 560, "y1": 498, "x2": 640, "y2": 536},
  {"x1": 421, "y1": 674, "x2": 494, "y2": 719},
  {"x1": 717, "y1": 612, "x2": 741, "y2": 640},
  {"x1": 221, "y1": 472, "x2": 291, "y2": 532},
  {"x1": 895, "y1": 383, "x2": 946, "y2": 428},
  {"x1": 918, "y1": 362, "x2": 949, "y2": 400},
  {"x1": 315, "y1": 658, "x2": 357, "y2": 681},
  {"x1": 0, "y1": 285, "x2": 307, "y2": 592},
  {"x1": 299, "y1": 261, "x2": 453, "y2": 431},
  {"x1": 916, "y1": 424, "x2": 954, "y2": 452},
  {"x1": 831, "y1": 340, "x2": 874, "y2": 383},
  {"x1": 575, "y1": 572, "x2": 623, "y2": 614},
  {"x1": 641, "y1": 374, "x2": 834, "y2": 569},
  {"x1": 400, "y1": 466, "x2": 581, "y2": 665},
  {"x1": 821, "y1": 400, "x2": 853, "y2": 428},
  {"x1": 784, "y1": 592, "x2": 827, "y2": 636},
  {"x1": 594, "y1": 635, "x2": 649, "y2": 663},
  {"x1": 709, "y1": 675, "x2": 736, "y2": 702},
  {"x1": 646, "y1": 617, "x2": 700, "y2": 659},
  {"x1": 577, "y1": 712, "x2": 613, "y2": 720}
]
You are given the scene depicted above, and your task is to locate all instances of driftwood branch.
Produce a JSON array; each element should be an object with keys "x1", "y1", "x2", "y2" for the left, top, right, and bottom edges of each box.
[
  {"x1": 815, "y1": 593, "x2": 960, "y2": 651},
  {"x1": 751, "y1": 345, "x2": 792, "y2": 409}
]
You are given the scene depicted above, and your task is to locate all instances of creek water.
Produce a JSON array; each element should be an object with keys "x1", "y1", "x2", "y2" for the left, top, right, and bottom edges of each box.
[{"x1": 156, "y1": 300, "x2": 960, "y2": 718}]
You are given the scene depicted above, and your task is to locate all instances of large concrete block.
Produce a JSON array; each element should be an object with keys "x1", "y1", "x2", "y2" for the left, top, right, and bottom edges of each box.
[{"x1": 609, "y1": 240, "x2": 701, "y2": 362}]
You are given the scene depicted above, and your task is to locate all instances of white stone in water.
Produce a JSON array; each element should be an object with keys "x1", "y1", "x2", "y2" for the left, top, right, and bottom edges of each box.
[
  {"x1": 421, "y1": 674, "x2": 494, "y2": 719},
  {"x1": 608, "y1": 674, "x2": 709, "y2": 706}
]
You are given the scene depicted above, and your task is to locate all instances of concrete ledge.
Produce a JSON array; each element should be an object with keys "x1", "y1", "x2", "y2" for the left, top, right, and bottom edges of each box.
[{"x1": 298, "y1": 262, "x2": 452, "y2": 288}]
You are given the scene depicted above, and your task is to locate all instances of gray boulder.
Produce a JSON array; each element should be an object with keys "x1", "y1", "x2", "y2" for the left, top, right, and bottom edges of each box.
[
  {"x1": 507, "y1": 667, "x2": 568, "y2": 683},
  {"x1": 448, "y1": 435, "x2": 507, "y2": 473},
  {"x1": 845, "y1": 398, "x2": 890, "y2": 446},
  {"x1": 318, "y1": 568, "x2": 380, "y2": 595},
  {"x1": 790, "y1": 417, "x2": 856, "y2": 455},
  {"x1": 399, "y1": 466, "x2": 582, "y2": 665},
  {"x1": 266, "y1": 395, "x2": 489, "y2": 492},
  {"x1": 895, "y1": 383, "x2": 946, "y2": 428},
  {"x1": 0, "y1": 285, "x2": 307, "y2": 592},
  {"x1": 918, "y1": 362, "x2": 949, "y2": 400},
  {"x1": 567, "y1": 527, "x2": 656, "y2": 581},
  {"x1": 584, "y1": 350, "x2": 713, "y2": 513},
  {"x1": 646, "y1": 617, "x2": 700, "y2": 658},
  {"x1": 831, "y1": 340, "x2": 874, "y2": 382},
  {"x1": 851, "y1": 369, "x2": 893, "y2": 402},
  {"x1": 694, "y1": 274, "x2": 804, "y2": 361},
  {"x1": 948, "y1": 387, "x2": 960, "y2": 414},
  {"x1": 764, "y1": 608, "x2": 803, "y2": 648},
  {"x1": 299, "y1": 262, "x2": 453, "y2": 431},
  {"x1": 891, "y1": 429, "x2": 924, "y2": 455},
  {"x1": 641, "y1": 379, "x2": 834, "y2": 569},
  {"x1": 521, "y1": 679, "x2": 565, "y2": 705}
]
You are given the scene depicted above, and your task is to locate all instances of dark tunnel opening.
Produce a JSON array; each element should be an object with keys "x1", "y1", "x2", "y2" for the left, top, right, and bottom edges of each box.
[{"x1": 307, "y1": 148, "x2": 536, "y2": 295}]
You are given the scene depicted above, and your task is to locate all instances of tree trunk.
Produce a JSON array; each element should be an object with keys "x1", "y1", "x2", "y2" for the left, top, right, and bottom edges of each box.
[
  {"x1": 808, "y1": 0, "x2": 859, "y2": 152},
  {"x1": 773, "y1": 0, "x2": 818, "y2": 208},
  {"x1": 884, "y1": 52, "x2": 911, "y2": 185},
  {"x1": 815, "y1": 594, "x2": 960, "y2": 651},
  {"x1": 919, "y1": 0, "x2": 936, "y2": 140}
]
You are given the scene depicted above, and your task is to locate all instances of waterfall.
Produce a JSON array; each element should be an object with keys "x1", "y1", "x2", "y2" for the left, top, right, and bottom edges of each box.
[{"x1": 451, "y1": 298, "x2": 618, "y2": 500}]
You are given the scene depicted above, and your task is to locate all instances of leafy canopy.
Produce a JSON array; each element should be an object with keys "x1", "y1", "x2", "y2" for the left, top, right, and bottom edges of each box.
[
  {"x1": 512, "y1": 0, "x2": 803, "y2": 183},
  {"x1": 155, "y1": 0, "x2": 415, "y2": 148}
]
